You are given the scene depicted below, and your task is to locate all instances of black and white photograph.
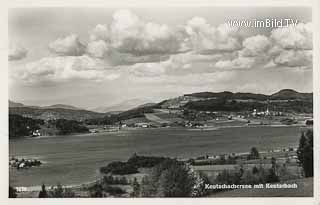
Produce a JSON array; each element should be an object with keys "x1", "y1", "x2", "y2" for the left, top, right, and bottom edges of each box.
[{"x1": 7, "y1": 2, "x2": 314, "y2": 199}]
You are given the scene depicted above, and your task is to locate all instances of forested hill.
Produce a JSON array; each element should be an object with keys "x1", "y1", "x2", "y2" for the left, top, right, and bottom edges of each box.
[
  {"x1": 9, "y1": 106, "x2": 106, "y2": 121},
  {"x1": 184, "y1": 89, "x2": 312, "y2": 101}
]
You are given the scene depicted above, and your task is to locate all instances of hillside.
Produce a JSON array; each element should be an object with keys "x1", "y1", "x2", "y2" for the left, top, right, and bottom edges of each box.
[
  {"x1": 270, "y1": 89, "x2": 312, "y2": 100},
  {"x1": 10, "y1": 89, "x2": 313, "y2": 122},
  {"x1": 42, "y1": 104, "x2": 81, "y2": 110},
  {"x1": 9, "y1": 106, "x2": 106, "y2": 121},
  {"x1": 9, "y1": 101, "x2": 25, "y2": 107},
  {"x1": 184, "y1": 89, "x2": 311, "y2": 101},
  {"x1": 9, "y1": 100, "x2": 82, "y2": 110},
  {"x1": 90, "y1": 99, "x2": 152, "y2": 113}
]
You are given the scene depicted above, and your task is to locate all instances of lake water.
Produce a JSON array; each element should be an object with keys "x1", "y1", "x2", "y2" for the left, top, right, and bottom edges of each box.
[{"x1": 9, "y1": 126, "x2": 306, "y2": 187}]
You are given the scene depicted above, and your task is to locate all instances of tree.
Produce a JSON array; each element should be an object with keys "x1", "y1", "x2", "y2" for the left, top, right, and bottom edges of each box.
[
  {"x1": 297, "y1": 130, "x2": 313, "y2": 177},
  {"x1": 38, "y1": 184, "x2": 48, "y2": 198},
  {"x1": 252, "y1": 166, "x2": 259, "y2": 174},
  {"x1": 266, "y1": 168, "x2": 279, "y2": 183},
  {"x1": 192, "y1": 172, "x2": 211, "y2": 197},
  {"x1": 297, "y1": 133, "x2": 307, "y2": 164},
  {"x1": 89, "y1": 183, "x2": 103, "y2": 198},
  {"x1": 49, "y1": 183, "x2": 75, "y2": 198},
  {"x1": 247, "y1": 147, "x2": 260, "y2": 160},
  {"x1": 140, "y1": 159, "x2": 195, "y2": 197},
  {"x1": 131, "y1": 177, "x2": 140, "y2": 197},
  {"x1": 9, "y1": 186, "x2": 17, "y2": 198},
  {"x1": 157, "y1": 162, "x2": 194, "y2": 197}
]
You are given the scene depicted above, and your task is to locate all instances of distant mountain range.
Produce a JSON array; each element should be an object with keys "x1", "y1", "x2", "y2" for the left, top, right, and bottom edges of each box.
[
  {"x1": 9, "y1": 89, "x2": 313, "y2": 121},
  {"x1": 9, "y1": 101, "x2": 81, "y2": 110},
  {"x1": 90, "y1": 98, "x2": 153, "y2": 113},
  {"x1": 9, "y1": 101, "x2": 104, "y2": 121}
]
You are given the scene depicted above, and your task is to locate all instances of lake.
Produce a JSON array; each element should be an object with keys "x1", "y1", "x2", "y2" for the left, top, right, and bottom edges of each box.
[{"x1": 9, "y1": 126, "x2": 307, "y2": 187}]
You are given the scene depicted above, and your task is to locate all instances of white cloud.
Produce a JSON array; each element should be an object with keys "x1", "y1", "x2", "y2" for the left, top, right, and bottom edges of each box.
[
  {"x1": 89, "y1": 24, "x2": 109, "y2": 41},
  {"x1": 129, "y1": 62, "x2": 166, "y2": 77},
  {"x1": 12, "y1": 55, "x2": 120, "y2": 83},
  {"x1": 240, "y1": 35, "x2": 271, "y2": 57},
  {"x1": 49, "y1": 34, "x2": 86, "y2": 56},
  {"x1": 273, "y1": 50, "x2": 312, "y2": 67},
  {"x1": 215, "y1": 56, "x2": 256, "y2": 70},
  {"x1": 9, "y1": 44, "x2": 28, "y2": 61},
  {"x1": 271, "y1": 22, "x2": 312, "y2": 50},
  {"x1": 12, "y1": 10, "x2": 313, "y2": 85},
  {"x1": 185, "y1": 17, "x2": 241, "y2": 53},
  {"x1": 109, "y1": 9, "x2": 186, "y2": 55},
  {"x1": 87, "y1": 40, "x2": 110, "y2": 58}
]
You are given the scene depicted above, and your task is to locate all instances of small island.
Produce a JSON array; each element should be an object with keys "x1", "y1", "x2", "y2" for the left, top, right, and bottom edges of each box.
[{"x1": 9, "y1": 157, "x2": 42, "y2": 169}]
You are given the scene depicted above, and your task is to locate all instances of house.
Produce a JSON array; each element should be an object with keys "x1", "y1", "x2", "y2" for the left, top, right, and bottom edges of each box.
[
  {"x1": 19, "y1": 162, "x2": 25, "y2": 168},
  {"x1": 134, "y1": 123, "x2": 150, "y2": 128},
  {"x1": 32, "y1": 130, "x2": 41, "y2": 137}
]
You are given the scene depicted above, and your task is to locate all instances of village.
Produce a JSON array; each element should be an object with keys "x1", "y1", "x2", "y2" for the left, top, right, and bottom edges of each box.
[{"x1": 87, "y1": 106, "x2": 313, "y2": 134}]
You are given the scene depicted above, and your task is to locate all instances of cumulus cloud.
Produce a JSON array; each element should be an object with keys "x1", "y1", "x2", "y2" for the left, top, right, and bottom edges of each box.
[
  {"x1": 49, "y1": 34, "x2": 86, "y2": 56},
  {"x1": 185, "y1": 17, "x2": 241, "y2": 54},
  {"x1": 219, "y1": 22, "x2": 313, "y2": 70},
  {"x1": 108, "y1": 9, "x2": 188, "y2": 56},
  {"x1": 240, "y1": 35, "x2": 271, "y2": 57},
  {"x1": 12, "y1": 55, "x2": 120, "y2": 83},
  {"x1": 87, "y1": 40, "x2": 110, "y2": 58},
  {"x1": 271, "y1": 22, "x2": 312, "y2": 50},
  {"x1": 9, "y1": 44, "x2": 28, "y2": 61},
  {"x1": 89, "y1": 24, "x2": 109, "y2": 41},
  {"x1": 273, "y1": 50, "x2": 312, "y2": 67},
  {"x1": 11, "y1": 10, "x2": 313, "y2": 84},
  {"x1": 215, "y1": 56, "x2": 256, "y2": 70},
  {"x1": 269, "y1": 22, "x2": 312, "y2": 68}
]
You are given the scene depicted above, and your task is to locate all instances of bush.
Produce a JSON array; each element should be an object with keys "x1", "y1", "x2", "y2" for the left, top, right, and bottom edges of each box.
[
  {"x1": 103, "y1": 175, "x2": 129, "y2": 185},
  {"x1": 100, "y1": 161, "x2": 138, "y2": 175},
  {"x1": 100, "y1": 154, "x2": 169, "y2": 175},
  {"x1": 88, "y1": 183, "x2": 104, "y2": 197},
  {"x1": 247, "y1": 147, "x2": 260, "y2": 160},
  {"x1": 127, "y1": 153, "x2": 168, "y2": 168},
  {"x1": 104, "y1": 186, "x2": 126, "y2": 196},
  {"x1": 48, "y1": 183, "x2": 75, "y2": 198}
]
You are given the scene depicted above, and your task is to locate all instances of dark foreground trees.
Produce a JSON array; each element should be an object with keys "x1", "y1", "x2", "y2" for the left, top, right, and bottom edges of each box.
[
  {"x1": 9, "y1": 186, "x2": 17, "y2": 198},
  {"x1": 38, "y1": 184, "x2": 48, "y2": 198},
  {"x1": 297, "y1": 130, "x2": 313, "y2": 177},
  {"x1": 140, "y1": 159, "x2": 195, "y2": 197},
  {"x1": 247, "y1": 147, "x2": 260, "y2": 160},
  {"x1": 38, "y1": 183, "x2": 75, "y2": 198}
]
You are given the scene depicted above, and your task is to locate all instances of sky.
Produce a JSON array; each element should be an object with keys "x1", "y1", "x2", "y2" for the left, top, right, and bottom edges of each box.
[{"x1": 8, "y1": 7, "x2": 312, "y2": 109}]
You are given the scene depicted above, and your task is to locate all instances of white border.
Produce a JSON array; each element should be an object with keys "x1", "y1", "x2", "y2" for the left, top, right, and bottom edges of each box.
[{"x1": 1, "y1": 0, "x2": 318, "y2": 205}]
